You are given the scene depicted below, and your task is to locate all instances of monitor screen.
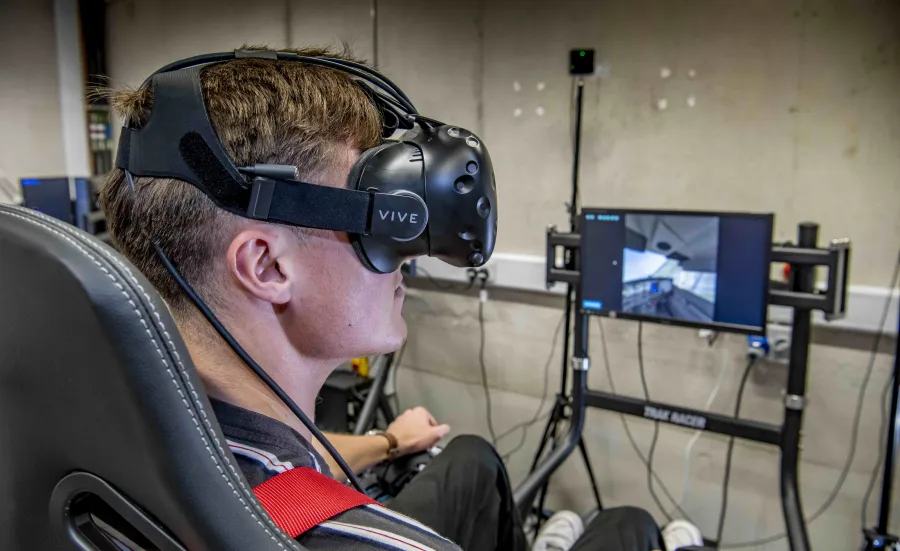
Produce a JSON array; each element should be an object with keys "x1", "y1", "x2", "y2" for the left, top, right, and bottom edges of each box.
[
  {"x1": 579, "y1": 208, "x2": 773, "y2": 334},
  {"x1": 21, "y1": 178, "x2": 72, "y2": 224}
]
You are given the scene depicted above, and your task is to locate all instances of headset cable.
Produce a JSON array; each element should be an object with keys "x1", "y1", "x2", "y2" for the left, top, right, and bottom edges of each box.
[{"x1": 714, "y1": 356, "x2": 758, "y2": 544}]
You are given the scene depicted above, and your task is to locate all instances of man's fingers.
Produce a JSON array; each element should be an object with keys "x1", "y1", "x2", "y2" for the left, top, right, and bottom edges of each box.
[{"x1": 431, "y1": 424, "x2": 451, "y2": 440}]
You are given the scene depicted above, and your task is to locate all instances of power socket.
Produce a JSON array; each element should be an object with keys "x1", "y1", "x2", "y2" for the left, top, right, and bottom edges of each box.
[
  {"x1": 747, "y1": 323, "x2": 792, "y2": 364},
  {"x1": 767, "y1": 323, "x2": 792, "y2": 364},
  {"x1": 466, "y1": 267, "x2": 490, "y2": 287}
]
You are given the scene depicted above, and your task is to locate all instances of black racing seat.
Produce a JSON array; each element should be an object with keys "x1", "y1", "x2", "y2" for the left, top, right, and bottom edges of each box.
[{"x1": 0, "y1": 204, "x2": 302, "y2": 550}]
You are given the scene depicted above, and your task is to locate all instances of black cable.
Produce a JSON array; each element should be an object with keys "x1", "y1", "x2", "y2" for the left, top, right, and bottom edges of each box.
[
  {"x1": 388, "y1": 340, "x2": 407, "y2": 414},
  {"x1": 331, "y1": 57, "x2": 416, "y2": 106},
  {"x1": 149, "y1": 53, "x2": 417, "y2": 114},
  {"x1": 152, "y1": 240, "x2": 365, "y2": 492},
  {"x1": 478, "y1": 290, "x2": 499, "y2": 445},
  {"x1": 637, "y1": 322, "x2": 651, "y2": 399},
  {"x1": 499, "y1": 313, "x2": 567, "y2": 460},
  {"x1": 861, "y1": 370, "x2": 893, "y2": 529},
  {"x1": 645, "y1": 421, "x2": 668, "y2": 522},
  {"x1": 413, "y1": 266, "x2": 456, "y2": 291},
  {"x1": 715, "y1": 357, "x2": 758, "y2": 544},
  {"x1": 568, "y1": 77, "x2": 582, "y2": 213},
  {"x1": 597, "y1": 318, "x2": 696, "y2": 524},
  {"x1": 638, "y1": 322, "x2": 681, "y2": 524},
  {"x1": 722, "y1": 252, "x2": 900, "y2": 549}
]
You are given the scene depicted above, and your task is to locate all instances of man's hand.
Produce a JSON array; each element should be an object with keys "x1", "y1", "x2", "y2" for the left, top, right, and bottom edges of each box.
[
  {"x1": 318, "y1": 408, "x2": 450, "y2": 481},
  {"x1": 387, "y1": 407, "x2": 451, "y2": 456}
]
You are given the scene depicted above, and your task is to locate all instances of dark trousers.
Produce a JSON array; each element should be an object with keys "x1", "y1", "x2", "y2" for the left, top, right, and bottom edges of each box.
[{"x1": 389, "y1": 435, "x2": 664, "y2": 551}]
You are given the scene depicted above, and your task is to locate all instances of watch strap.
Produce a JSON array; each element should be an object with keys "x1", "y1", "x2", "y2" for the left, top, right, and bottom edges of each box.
[{"x1": 367, "y1": 429, "x2": 399, "y2": 458}]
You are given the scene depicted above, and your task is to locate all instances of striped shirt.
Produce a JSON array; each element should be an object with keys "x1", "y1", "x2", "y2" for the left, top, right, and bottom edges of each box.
[{"x1": 211, "y1": 399, "x2": 462, "y2": 551}]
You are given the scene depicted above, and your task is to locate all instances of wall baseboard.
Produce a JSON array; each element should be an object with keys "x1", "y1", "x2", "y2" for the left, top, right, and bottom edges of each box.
[{"x1": 416, "y1": 253, "x2": 899, "y2": 335}]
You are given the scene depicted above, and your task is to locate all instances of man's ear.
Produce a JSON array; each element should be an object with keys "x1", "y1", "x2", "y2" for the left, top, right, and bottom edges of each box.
[{"x1": 227, "y1": 225, "x2": 295, "y2": 306}]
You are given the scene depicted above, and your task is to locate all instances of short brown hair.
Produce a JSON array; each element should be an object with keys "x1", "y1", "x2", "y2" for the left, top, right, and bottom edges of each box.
[{"x1": 100, "y1": 46, "x2": 382, "y2": 321}]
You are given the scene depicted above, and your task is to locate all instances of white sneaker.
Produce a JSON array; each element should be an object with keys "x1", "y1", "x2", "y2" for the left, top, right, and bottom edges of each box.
[
  {"x1": 532, "y1": 511, "x2": 585, "y2": 551},
  {"x1": 662, "y1": 519, "x2": 704, "y2": 550}
]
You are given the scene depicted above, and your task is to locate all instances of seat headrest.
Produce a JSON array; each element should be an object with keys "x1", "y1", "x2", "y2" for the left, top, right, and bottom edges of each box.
[{"x1": 0, "y1": 205, "x2": 300, "y2": 550}]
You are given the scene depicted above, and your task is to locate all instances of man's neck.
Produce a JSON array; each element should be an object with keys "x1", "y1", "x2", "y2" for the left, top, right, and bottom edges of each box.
[{"x1": 182, "y1": 321, "x2": 332, "y2": 442}]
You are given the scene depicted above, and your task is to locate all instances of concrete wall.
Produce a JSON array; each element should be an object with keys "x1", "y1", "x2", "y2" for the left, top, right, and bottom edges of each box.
[
  {"x1": 105, "y1": 1, "x2": 900, "y2": 288},
  {"x1": 481, "y1": 0, "x2": 900, "y2": 288},
  {"x1": 103, "y1": 1, "x2": 900, "y2": 548},
  {"x1": 0, "y1": 0, "x2": 65, "y2": 185}
]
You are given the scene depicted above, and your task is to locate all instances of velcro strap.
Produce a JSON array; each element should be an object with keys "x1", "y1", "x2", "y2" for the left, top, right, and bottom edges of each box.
[
  {"x1": 115, "y1": 127, "x2": 132, "y2": 170},
  {"x1": 261, "y1": 180, "x2": 427, "y2": 239},
  {"x1": 253, "y1": 467, "x2": 381, "y2": 538},
  {"x1": 264, "y1": 180, "x2": 371, "y2": 234}
]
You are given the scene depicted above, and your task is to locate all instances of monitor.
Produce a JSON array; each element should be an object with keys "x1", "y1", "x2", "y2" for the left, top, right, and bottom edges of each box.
[
  {"x1": 21, "y1": 177, "x2": 72, "y2": 224},
  {"x1": 579, "y1": 208, "x2": 774, "y2": 334},
  {"x1": 73, "y1": 177, "x2": 92, "y2": 230}
]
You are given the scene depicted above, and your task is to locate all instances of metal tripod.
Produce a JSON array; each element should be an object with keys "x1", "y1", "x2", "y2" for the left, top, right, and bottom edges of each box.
[{"x1": 525, "y1": 77, "x2": 604, "y2": 523}]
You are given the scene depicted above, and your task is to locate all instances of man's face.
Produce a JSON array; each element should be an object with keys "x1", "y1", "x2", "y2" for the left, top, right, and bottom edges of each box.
[
  {"x1": 279, "y1": 228, "x2": 407, "y2": 361},
  {"x1": 272, "y1": 151, "x2": 407, "y2": 361}
]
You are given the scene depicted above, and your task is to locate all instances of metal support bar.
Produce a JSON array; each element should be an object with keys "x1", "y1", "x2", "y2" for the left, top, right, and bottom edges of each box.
[
  {"x1": 584, "y1": 390, "x2": 782, "y2": 446},
  {"x1": 547, "y1": 268, "x2": 580, "y2": 286},
  {"x1": 825, "y1": 239, "x2": 851, "y2": 321},
  {"x1": 578, "y1": 439, "x2": 604, "y2": 512},
  {"x1": 545, "y1": 228, "x2": 581, "y2": 288},
  {"x1": 516, "y1": 276, "x2": 591, "y2": 512},
  {"x1": 769, "y1": 240, "x2": 851, "y2": 318},
  {"x1": 770, "y1": 246, "x2": 833, "y2": 265},
  {"x1": 769, "y1": 290, "x2": 830, "y2": 311},
  {"x1": 514, "y1": 369, "x2": 586, "y2": 510},
  {"x1": 353, "y1": 353, "x2": 394, "y2": 435},
  {"x1": 377, "y1": 395, "x2": 396, "y2": 425},
  {"x1": 527, "y1": 221, "x2": 850, "y2": 551},
  {"x1": 780, "y1": 223, "x2": 817, "y2": 551}
]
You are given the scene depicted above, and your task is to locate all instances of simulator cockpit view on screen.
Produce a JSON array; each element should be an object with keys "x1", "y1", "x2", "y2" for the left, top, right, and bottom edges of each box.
[
  {"x1": 621, "y1": 214, "x2": 718, "y2": 324},
  {"x1": 579, "y1": 208, "x2": 774, "y2": 334}
]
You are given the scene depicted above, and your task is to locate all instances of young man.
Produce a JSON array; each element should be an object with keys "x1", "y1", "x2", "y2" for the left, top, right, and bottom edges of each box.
[{"x1": 101, "y1": 47, "x2": 697, "y2": 551}]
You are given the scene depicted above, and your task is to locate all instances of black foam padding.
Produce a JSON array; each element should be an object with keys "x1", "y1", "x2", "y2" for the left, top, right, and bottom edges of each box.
[
  {"x1": 118, "y1": 67, "x2": 249, "y2": 213},
  {"x1": 346, "y1": 143, "x2": 411, "y2": 272},
  {"x1": 349, "y1": 142, "x2": 429, "y2": 273},
  {"x1": 347, "y1": 143, "x2": 394, "y2": 192},
  {"x1": 350, "y1": 237, "x2": 378, "y2": 272},
  {"x1": 179, "y1": 131, "x2": 249, "y2": 207}
]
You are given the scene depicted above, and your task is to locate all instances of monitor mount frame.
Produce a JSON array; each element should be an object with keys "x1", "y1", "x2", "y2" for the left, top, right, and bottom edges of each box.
[
  {"x1": 514, "y1": 220, "x2": 851, "y2": 551},
  {"x1": 522, "y1": 73, "x2": 607, "y2": 525}
]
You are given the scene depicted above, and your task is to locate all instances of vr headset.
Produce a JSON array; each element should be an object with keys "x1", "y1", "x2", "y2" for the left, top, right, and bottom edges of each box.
[
  {"x1": 115, "y1": 49, "x2": 497, "y2": 273},
  {"x1": 113, "y1": 50, "x2": 498, "y2": 490}
]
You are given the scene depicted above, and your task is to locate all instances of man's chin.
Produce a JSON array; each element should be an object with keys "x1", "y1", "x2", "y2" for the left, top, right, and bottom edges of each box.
[
  {"x1": 386, "y1": 319, "x2": 408, "y2": 353},
  {"x1": 359, "y1": 322, "x2": 407, "y2": 357},
  {"x1": 388, "y1": 319, "x2": 408, "y2": 351}
]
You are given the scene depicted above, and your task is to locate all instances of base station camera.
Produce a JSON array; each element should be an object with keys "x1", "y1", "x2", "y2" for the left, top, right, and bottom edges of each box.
[{"x1": 569, "y1": 49, "x2": 595, "y2": 75}]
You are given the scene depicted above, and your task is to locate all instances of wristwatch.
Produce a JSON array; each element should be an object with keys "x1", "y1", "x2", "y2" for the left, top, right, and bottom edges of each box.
[{"x1": 365, "y1": 429, "x2": 400, "y2": 458}]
